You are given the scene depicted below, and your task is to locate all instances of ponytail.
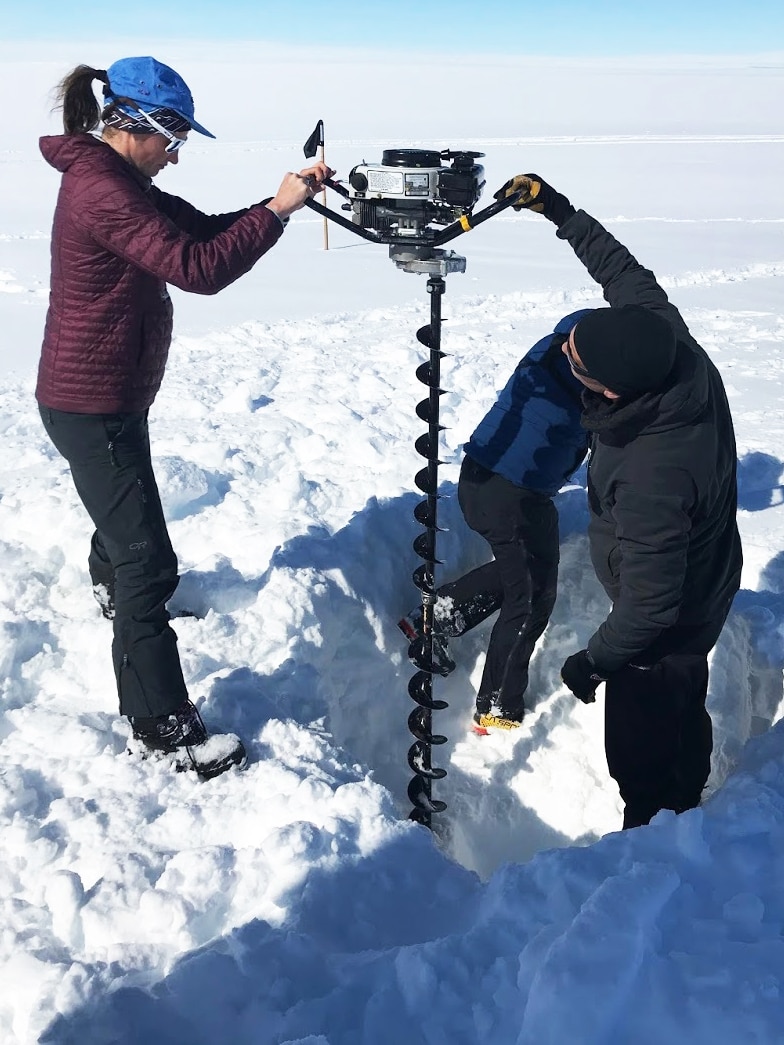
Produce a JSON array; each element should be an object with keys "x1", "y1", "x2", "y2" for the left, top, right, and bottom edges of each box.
[{"x1": 53, "y1": 65, "x2": 109, "y2": 134}]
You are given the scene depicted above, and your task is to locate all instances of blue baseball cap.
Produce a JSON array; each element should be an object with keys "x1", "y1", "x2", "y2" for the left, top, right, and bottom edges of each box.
[{"x1": 104, "y1": 56, "x2": 215, "y2": 139}]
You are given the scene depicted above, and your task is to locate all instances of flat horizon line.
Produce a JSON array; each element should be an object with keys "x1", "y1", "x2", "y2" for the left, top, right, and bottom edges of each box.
[{"x1": 2, "y1": 38, "x2": 784, "y2": 63}]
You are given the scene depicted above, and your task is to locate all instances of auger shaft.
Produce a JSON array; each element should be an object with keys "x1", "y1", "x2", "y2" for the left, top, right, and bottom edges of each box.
[
  {"x1": 302, "y1": 165, "x2": 526, "y2": 828},
  {"x1": 407, "y1": 275, "x2": 449, "y2": 826}
]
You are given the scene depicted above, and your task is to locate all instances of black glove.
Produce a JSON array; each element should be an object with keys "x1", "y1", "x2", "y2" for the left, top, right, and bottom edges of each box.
[
  {"x1": 561, "y1": 649, "x2": 607, "y2": 704},
  {"x1": 493, "y1": 173, "x2": 576, "y2": 228}
]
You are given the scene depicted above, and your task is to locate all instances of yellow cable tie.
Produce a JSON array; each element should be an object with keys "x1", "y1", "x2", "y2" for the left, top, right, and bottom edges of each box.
[{"x1": 459, "y1": 214, "x2": 473, "y2": 232}]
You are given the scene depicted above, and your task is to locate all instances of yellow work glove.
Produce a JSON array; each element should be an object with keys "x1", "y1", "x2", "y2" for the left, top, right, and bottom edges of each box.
[{"x1": 494, "y1": 173, "x2": 575, "y2": 227}]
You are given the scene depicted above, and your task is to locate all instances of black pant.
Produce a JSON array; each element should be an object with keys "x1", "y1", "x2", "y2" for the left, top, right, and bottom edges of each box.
[
  {"x1": 438, "y1": 456, "x2": 559, "y2": 719},
  {"x1": 40, "y1": 406, "x2": 188, "y2": 718},
  {"x1": 604, "y1": 616, "x2": 729, "y2": 829}
]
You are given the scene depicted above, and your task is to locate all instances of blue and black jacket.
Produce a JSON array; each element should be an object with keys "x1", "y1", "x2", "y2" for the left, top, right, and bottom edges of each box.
[{"x1": 465, "y1": 309, "x2": 591, "y2": 496}]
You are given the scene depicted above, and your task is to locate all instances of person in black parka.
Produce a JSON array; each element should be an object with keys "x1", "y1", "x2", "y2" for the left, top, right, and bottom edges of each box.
[{"x1": 494, "y1": 173, "x2": 743, "y2": 829}]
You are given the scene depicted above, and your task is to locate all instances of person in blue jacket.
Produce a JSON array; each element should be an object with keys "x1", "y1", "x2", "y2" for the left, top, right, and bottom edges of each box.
[{"x1": 399, "y1": 310, "x2": 590, "y2": 731}]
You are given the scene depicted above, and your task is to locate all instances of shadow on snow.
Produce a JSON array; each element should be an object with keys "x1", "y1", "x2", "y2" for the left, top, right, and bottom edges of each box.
[{"x1": 39, "y1": 452, "x2": 784, "y2": 1043}]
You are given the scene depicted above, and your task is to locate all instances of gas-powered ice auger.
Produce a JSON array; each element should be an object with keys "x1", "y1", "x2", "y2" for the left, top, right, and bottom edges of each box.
[{"x1": 304, "y1": 147, "x2": 522, "y2": 827}]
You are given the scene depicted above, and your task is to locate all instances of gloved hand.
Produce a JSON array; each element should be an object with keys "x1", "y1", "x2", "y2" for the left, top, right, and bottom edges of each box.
[
  {"x1": 561, "y1": 649, "x2": 607, "y2": 704},
  {"x1": 493, "y1": 173, "x2": 576, "y2": 227}
]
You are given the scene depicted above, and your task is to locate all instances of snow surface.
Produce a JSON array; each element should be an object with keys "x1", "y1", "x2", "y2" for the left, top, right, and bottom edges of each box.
[{"x1": 1, "y1": 43, "x2": 784, "y2": 1044}]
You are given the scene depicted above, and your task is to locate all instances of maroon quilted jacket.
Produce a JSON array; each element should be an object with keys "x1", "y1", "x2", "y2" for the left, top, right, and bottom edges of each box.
[{"x1": 37, "y1": 134, "x2": 284, "y2": 413}]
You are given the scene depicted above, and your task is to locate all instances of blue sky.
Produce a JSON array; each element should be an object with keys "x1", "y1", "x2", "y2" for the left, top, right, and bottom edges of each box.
[{"x1": 6, "y1": 0, "x2": 784, "y2": 54}]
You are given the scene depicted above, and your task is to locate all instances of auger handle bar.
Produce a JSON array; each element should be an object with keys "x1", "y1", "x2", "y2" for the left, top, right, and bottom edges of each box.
[{"x1": 304, "y1": 180, "x2": 525, "y2": 248}]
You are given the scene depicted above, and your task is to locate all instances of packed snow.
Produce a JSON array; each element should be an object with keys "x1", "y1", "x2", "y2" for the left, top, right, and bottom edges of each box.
[{"x1": 1, "y1": 41, "x2": 783, "y2": 1044}]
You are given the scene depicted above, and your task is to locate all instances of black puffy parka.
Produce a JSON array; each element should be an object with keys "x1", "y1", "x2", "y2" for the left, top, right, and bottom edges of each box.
[{"x1": 556, "y1": 210, "x2": 743, "y2": 675}]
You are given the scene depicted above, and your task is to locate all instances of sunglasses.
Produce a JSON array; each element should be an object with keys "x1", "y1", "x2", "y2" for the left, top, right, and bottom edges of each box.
[
  {"x1": 564, "y1": 335, "x2": 592, "y2": 379},
  {"x1": 129, "y1": 103, "x2": 187, "y2": 154}
]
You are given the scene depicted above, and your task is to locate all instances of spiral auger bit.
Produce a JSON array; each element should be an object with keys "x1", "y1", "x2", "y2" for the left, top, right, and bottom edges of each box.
[{"x1": 406, "y1": 275, "x2": 451, "y2": 827}]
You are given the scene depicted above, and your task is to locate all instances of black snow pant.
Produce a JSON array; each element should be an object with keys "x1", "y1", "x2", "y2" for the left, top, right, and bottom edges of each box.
[
  {"x1": 39, "y1": 406, "x2": 188, "y2": 719},
  {"x1": 438, "y1": 455, "x2": 559, "y2": 720},
  {"x1": 604, "y1": 614, "x2": 730, "y2": 830}
]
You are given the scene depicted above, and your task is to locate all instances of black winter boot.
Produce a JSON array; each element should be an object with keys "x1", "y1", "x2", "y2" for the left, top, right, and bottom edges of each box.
[
  {"x1": 398, "y1": 613, "x2": 456, "y2": 676},
  {"x1": 129, "y1": 699, "x2": 247, "y2": 780}
]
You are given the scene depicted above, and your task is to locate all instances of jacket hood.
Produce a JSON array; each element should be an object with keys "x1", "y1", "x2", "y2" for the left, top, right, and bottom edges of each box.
[
  {"x1": 39, "y1": 134, "x2": 150, "y2": 189},
  {"x1": 653, "y1": 339, "x2": 711, "y2": 431},
  {"x1": 40, "y1": 133, "x2": 106, "y2": 173}
]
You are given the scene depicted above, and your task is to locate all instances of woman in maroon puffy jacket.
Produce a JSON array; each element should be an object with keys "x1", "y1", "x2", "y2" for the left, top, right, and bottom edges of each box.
[{"x1": 37, "y1": 56, "x2": 331, "y2": 779}]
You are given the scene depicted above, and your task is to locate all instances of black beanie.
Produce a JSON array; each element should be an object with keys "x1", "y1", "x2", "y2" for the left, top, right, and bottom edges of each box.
[{"x1": 573, "y1": 305, "x2": 677, "y2": 396}]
